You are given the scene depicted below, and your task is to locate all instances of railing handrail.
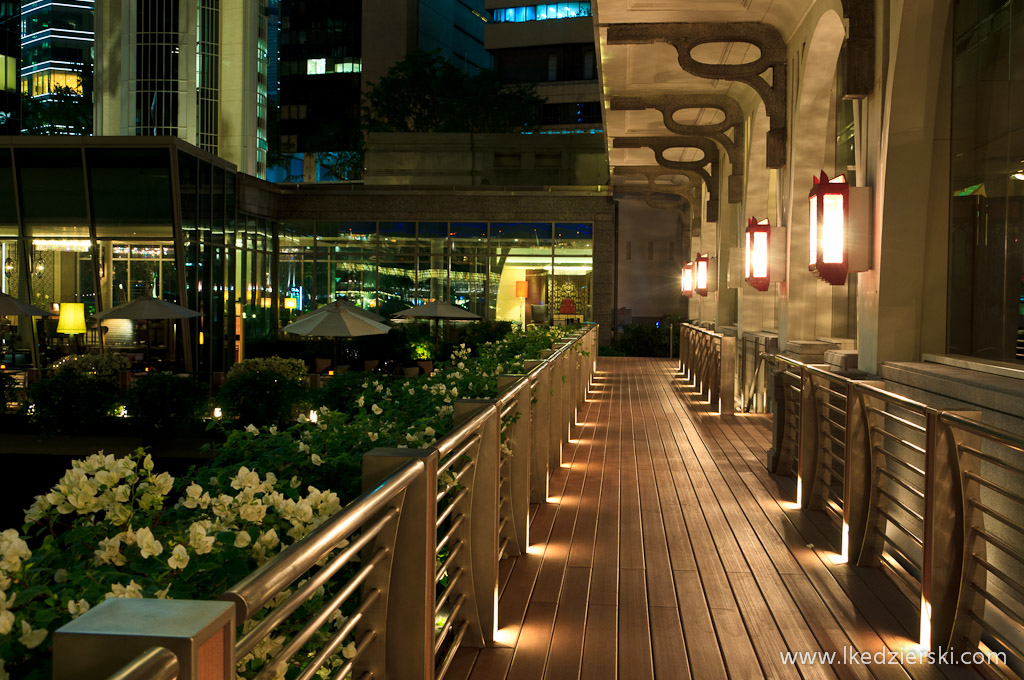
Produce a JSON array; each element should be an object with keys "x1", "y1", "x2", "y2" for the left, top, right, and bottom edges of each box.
[
  {"x1": 682, "y1": 321, "x2": 724, "y2": 340},
  {"x1": 102, "y1": 647, "x2": 178, "y2": 680},
  {"x1": 770, "y1": 353, "x2": 932, "y2": 415},
  {"x1": 221, "y1": 457, "x2": 426, "y2": 621},
  {"x1": 939, "y1": 410, "x2": 1024, "y2": 455}
]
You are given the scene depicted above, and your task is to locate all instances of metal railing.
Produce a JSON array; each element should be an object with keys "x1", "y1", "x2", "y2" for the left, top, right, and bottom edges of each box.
[
  {"x1": 769, "y1": 354, "x2": 1024, "y2": 673},
  {"x1": 679, "y1": 323, "x2": 736, "y2": 414},
  {"x1": 60, "y1": 325, "x2": 599, "y2": 680}
]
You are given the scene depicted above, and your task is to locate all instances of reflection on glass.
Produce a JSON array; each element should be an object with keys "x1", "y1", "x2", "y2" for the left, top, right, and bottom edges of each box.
[{"x1": 490, "y1": 222, "x2": 552, "y2": 326}]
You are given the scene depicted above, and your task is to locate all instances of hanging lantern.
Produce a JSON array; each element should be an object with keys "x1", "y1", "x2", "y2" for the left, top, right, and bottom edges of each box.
[
  {"x1": 745, "y1": 218, "x2": 772, "y2": 291},
  {"x1": 695, "y1": 253, "x2": 710, "y2": 297},
  {"x1": 808, "y1": 172, "x2": 872, "y2": 285},
  {"x1": 681, "y1": 262, "x2": 694, "y2": 297}
]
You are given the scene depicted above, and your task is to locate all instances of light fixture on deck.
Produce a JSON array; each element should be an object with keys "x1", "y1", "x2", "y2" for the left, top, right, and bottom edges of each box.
[
  {"x1": 695, "y1": 253, "x2": 711, "y2": 297},
  {"x1": 808, "y1": 172, "x2": 872, "y2": 285},
  {"x1": 56, "y1": 303, "x2": 86, "y2": 336},
  {"x1": 681, "y1": 262, "x2": 695, "y2": 297},
  {"x1": 744, "y1": 218, "x2": 786, "y2": 291}
]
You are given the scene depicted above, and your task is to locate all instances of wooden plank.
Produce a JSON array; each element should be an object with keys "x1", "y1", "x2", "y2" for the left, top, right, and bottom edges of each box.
[
  {"x1": 649, "y1": 606, "x2": 691, "y2": 680},
  {"x1": 543, "y1": 566, "x2": 591, "y2": 680},
  {"x1": 672, "y1": 570, "x2": 729, "y2": 680},
  {"x1": 466, "y1": 647, "x2": 514, "y2": 680},
  {"x1": 505, "y1": 601, "x2": 557, "y2": 680},
  {"x1": 580, "y1": 603, "x2": 617, "y2": 680},
  {"x1": 618, "y1": 568, "x2": 654, "y2": 680}
]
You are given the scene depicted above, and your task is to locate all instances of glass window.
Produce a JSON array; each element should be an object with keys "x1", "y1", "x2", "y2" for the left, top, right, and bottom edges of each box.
[
  {"x1": 490, "y1": 223, "x2": 552, "y2": 325},
  {"x1": 316, "y1": 221, "x2": 378, "y2": 313},
  {"x1": 15, "y1": 148, "x2": 88, "y2": 232},
  {"x1": 552, "y1": 223, "x2": 593, "y2": 322},
  {"x1": 0, "y1": 149, "x2": 15, "y2": 236},
  {"x1": 88, "y1": 148, "x2": 175, "y2": 238},
  {"x1": 948, "y1": 2, "x2": 1024, "y2": 362},
  {"x1": 378, "y1": 222, "x2": 418, "y2": 317}
]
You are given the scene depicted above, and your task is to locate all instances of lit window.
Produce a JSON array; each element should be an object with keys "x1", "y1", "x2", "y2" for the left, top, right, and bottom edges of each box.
[
  {"x1": 493, "y1": 2, "x2": 590, "y2": 22},
  {"x1": 306, "y1": 58, "x2": 325, "y2": 75}
]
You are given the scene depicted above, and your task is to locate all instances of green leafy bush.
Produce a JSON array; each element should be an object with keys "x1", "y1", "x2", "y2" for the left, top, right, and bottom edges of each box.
[
  {"x1": 27, "y1": 371, "x2": 119, "y2": 435},
  {"x1": 49, "y1": 353, "x2": 131, "y2": 386},
  {"x1": 216, "y1": 370, "x2": 308, "y2": 428},
  {"x1": 124, "y1": 373, "x2": 209, "y2": 432},
  {"x1": 225, "y1": 356, "x2": 308, "y2": 383},
  {"x1": 0, "y1": 372, "x2": 15, "y2": 410},
  {"x1": 615, "y1": 323, "x2": 669, "y2": 357}
]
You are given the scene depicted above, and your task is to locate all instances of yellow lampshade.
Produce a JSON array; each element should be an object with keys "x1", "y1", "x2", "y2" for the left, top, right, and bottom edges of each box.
[
  {"x1": 56, "y1": 303, "x2": 86, "y2": 335},
  {"x1": 515, "y1": 281, "x2": 529, "y2": 298},
  {"x1": 284, "y1": 297, "x2": 298, "y2": 310}
]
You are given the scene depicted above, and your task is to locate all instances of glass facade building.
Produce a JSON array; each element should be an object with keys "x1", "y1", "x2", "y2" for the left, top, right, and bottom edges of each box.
[
  {"x1": 19, "y1": 0, "x2": 93, "y2": 133},
  {"x1": 0, "y1": 0, "x2": 18, "y2": 134},
  {"x1": 0, "y1": 138, "x2": 603, "y2": 376}
]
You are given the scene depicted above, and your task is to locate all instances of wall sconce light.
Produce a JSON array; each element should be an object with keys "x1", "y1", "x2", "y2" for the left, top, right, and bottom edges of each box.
[
  {"x1": 808, "y1": 172, "x2": 872, "y2": 285},
  {"x1": 3, "y1": 257, "x2": 13, "y2": 280},
  {"x1": 33, "y1": 254, "x2": 45, "y2": 279},
  {"x1": 681, "y1": 262, "x2": 694, "y2": 297},
  {"x1": 744, "y1": 218, "x2": 787, "y2": 291},
  {"x1": 56, "y1": 303, "x2": 86, "y2": 335},
  {"x1": 695, "y1": 253, "x2": 711, "y2": 297}
]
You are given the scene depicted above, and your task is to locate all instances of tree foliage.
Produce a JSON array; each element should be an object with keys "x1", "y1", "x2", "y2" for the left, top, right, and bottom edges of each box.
[{"x1": 363, "y1": 50, "x2": 542, "y2": 133}]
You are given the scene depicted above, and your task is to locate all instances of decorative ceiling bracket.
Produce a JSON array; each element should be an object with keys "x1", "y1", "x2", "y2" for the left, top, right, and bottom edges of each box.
[
  {"x1": 607, "y1": 22, "x2": 787, "y2": 168},
  {"x1": 612, "y1": 165, "x2": 701, "y2": 212},
  {"x1": 612, "y1": 136, "x2": 720, "y2": 222},
  {"x1": 841, "y1": 0, "x2": 874, "y2": 98},
  {"x1": 611, "y1": 94, "x2": 745, "y2": 203}
]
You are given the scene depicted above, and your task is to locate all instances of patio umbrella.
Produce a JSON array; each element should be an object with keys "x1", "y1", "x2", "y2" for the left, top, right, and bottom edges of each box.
[
  {"x1": 284, "y1": 307, "x2": 391, "y2": 370},
  {"x1": 392, "y1": 302, "x2": 482, "y2": 321},
  {"x1": 0, "y1": 291, "x2": 55, "y2": 317},
  {"x1": 93, "y1": 295, "x2": 200, "y2": 365},
  {"x1": 292, "y1": 299, "x2": 386, "y2": 323},
  {"x1": 283, "y1": 308, "x2": 391, "y2": 337},
  {"x1": 94, "y1": 294, "x2": 201, "y2": 320},
  {"x1": 392, "y1": 301, "x2": 481, "y2": 356}
]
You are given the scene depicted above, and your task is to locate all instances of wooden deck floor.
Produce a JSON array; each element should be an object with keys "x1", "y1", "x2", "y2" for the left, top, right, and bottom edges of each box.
[{"x1": 447, "y1": 357, "x2": 981, "y2": 680}]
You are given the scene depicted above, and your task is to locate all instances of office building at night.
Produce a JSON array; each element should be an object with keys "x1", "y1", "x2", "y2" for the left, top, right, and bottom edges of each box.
[{"x1": 0, "y1": 0, "x2": 18, "y2": 134}]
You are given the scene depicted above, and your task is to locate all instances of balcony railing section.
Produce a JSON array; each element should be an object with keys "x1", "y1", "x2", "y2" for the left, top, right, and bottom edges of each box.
[
  {"x1": 679, "y1": 323, "x2": 736, "y2": 415},
  {"x1": 55, "y1": 325, "x2": 599, "y2": 680},
  {"x1": 765, "y1": 354, "x2": 1024, "y2": 672}
]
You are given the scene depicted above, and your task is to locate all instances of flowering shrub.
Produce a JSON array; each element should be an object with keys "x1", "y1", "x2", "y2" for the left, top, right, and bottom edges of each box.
[
  {"x1": 49, "y1": 353, "x2": 131, "y2": 386},
  {"x1": 226, "y1": 357, "x2": 309, "y2": 384},
  {"x1": 123, "y1": 373, "x2": 209, "y2": 432},
  {"x1": 27, "y1": 371, "x2": 119, "y2": 435},
  {"x1": 0, "y1": 325, "x2": 575, "y2": 680}
]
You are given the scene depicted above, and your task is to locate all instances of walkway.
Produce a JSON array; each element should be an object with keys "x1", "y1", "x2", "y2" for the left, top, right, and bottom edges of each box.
[{"x1": 448, "y1": 357, "x2": 981, "y2": 680}]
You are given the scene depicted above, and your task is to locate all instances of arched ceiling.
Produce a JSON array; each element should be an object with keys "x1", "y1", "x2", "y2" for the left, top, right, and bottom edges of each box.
[{"x1": 594, "y1": 0, "x2": 825, "y2": 215}]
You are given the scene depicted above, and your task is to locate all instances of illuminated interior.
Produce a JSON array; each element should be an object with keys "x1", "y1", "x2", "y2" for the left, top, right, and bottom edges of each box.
[{"x1": 492, "y1": 2, "x2": 592, "y2": 23}]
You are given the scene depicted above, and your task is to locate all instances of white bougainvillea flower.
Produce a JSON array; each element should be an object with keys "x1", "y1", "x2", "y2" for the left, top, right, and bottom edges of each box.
[
  {"x1": 234, "y1": 531, "x2": 252, "y2": 548},
  {"x1": 0, "y1": 529, "x2": 31, "y2": 573},
  {"x1": 371, "y1": 404, "x2": 383, "y2": 415},
  {"x1": 105, "y1": 580, "x2": 144, "y2": 599},
  {"x1": 245, "y1": 424, "x2": 259, "y2": 434},
  {"x1": 168, "y1": 544, "x2": 189, "y2": 570},
  {"x1": 67, "y1": 598, "x2": 90, "y2": 618},
  {"x1": 297, "y1": 441, "x2": 310, "y2": 454},
  {"x1": 94, "y1": 535, "x2": 126, "y2": 566},
  {"x1": 19, "y1": 620, "x2": 47, "y2": 649},
  {"x1": 134, "y1": 527, "x2": 163, "y2": 559},
  {"x1": 311, "y1": 454, "x2": 323, "y2": 466},
  {"x1": 188, "y1": 523, "x2": 216, "y2": 555},
  {"x1": 367, "y1": 431, "x2": 379, "y2": 442},
  {"x1": 356, "y1": 395, "x2": 365, "y2": 407},
  {"x1": 0, "y1": 609, "x2": 14, "y2": 636}
]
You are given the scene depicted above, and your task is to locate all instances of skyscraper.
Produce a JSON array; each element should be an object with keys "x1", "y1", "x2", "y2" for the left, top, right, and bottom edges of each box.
[
  {"x1": 19, "y1": 0, "x2": 93, "y2": 134},
  {"x1": 94, "y1": 0, "x2": 268, "y2": 177},
  {"x1": 0, "y1": 0, "x2": 18, "y2": 133},
  {"x1": 486, "y1": 2, "x2": 599, "y2": 131}
]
